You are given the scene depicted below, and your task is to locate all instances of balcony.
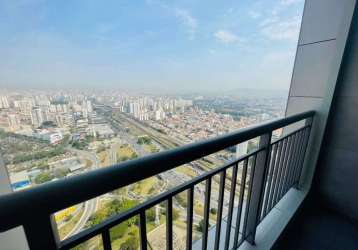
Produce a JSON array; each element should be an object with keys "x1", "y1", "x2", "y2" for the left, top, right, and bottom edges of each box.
[
  {"x1": 2, "y1": 1, "x2": 358, "y2": 249},
  {"x1": 0, "y1": 111, "x2": 314, "y2": 250}
]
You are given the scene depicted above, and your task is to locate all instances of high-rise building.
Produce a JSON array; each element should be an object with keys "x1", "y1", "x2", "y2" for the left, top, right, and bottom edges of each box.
[
  {"x1": 108, "y1": 147, "x2": 117, "y2": 165},
  {"x1": 82, "y1": 107, "x2": 88, "y2": 118},
  {"x1": 55, "y1": 114, "x2": 74, "y2": 127},
  {"x1": 7, "y1": 114, "x2": 19, "y2": 130},
  {"x1": 14, "y1": 100, "x2": 33, "y2": 116},
  {"x1": 0, "y1": 96, "x2": 9, "y2": 109},
  {"x1": 236, "y1": 141, "x2": 248, "y2": 158},
  {"x1": 129, "y1": 102, "x2": 140, "y2": 118},
  {"x1": 62, "y1": 104, "x2": 68, "y2": 113},
  {"x1": 86, "y1": 100, "x2": 93, "y2": 113},
  {"x1": 155, "y1": 110, "x2": 162, "y2": 121},
  {"x1": 49, "y1": 104, "x2": 57, "y2": 113},
  {"x1": 30, "y1": 107, "x2": 44, "y2": 127}
]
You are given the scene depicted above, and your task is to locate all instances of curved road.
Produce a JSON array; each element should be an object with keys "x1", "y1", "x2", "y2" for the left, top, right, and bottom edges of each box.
[{"x1": 63, "y1": 148, "x2": 100, "y2": 239}]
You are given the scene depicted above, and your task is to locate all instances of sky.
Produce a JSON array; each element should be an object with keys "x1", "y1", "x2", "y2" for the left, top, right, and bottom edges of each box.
[{"x1": 0, "y1": 0, "x2": 305, "y2": 92}]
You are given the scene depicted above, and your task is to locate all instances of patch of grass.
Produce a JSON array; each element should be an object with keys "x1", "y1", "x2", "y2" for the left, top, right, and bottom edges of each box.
[
  {"x1": 194, "y1": 200, "x2": 204, "y2": 217},
  {"x1": 175, "y1": 192, "x2": 187, "y2": 208},
  {"x1": 71, "y1": 235, "x2": 103, "y2": 250},
  {"x1": 116, "y1": 145, "x2": 137, "y2": 161},
  {"x1": 143, "y1": 143, "x2": 159, "y2": 153},
  {"x1": 84, "y1": 159, "x2": 92, "y2": 168},
  {"x1": 111, "y1": 224, "x2": 139, "y2": 250},
  {"x1": 55, "y1": 206, "x2": 77, "y2": 222},
  {"x1": 58, "y1": 208, "x2": 84, "y2": 240},
  {"x1": 193, "y1": 199, "x2": 216, "y2": 221},
  {"x1": 132, "y1": 177, "x2": 158, "y2": 196},
  {"x1": 175, "y1": 165, "x2": 197, "y2": 178},
  {"x1": 197, "y1": 159, "x2": 213, "y2": 169},
  {"x1": 97, "y1": 151, "x2": 109, "y2": 167},
  {"x1": 118, "y1": 145, "x2": 135, "y2": 156}
]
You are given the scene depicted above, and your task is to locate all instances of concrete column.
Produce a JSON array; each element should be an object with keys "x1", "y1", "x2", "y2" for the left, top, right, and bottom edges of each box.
[{"x1": 285, "y1": 0, "x2": 356, "y2": 191}]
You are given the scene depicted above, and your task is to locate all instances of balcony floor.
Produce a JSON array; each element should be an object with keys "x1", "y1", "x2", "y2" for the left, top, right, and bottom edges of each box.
[{"x1": 274, "y1": 202, "x2": 358, "y2": 250}]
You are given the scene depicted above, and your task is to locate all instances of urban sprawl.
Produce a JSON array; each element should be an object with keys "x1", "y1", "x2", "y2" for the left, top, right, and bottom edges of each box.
[{"x1": 0, "y1": 91, "x2": 285, "y2": 249}]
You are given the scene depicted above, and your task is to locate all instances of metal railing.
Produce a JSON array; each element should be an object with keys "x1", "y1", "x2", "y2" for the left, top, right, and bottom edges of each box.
[{"x1": 0, "y1": 111, "x2": 314, "y2": 250}]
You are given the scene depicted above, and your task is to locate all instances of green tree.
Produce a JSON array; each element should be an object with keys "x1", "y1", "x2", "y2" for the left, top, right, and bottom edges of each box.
[
  {"x1": 120, "y1": 236, "x2": 139, "y2": 250},
  {"x1": 110, "y1": 223, "x2": 127, "y2": 241},
  {"x1": 0, "y1": 129, "x2": 6, "y2": 139},
  {"x1": 210, "y1": 208, "x2": 217, "y2": 215},
  {"x1": 87, "y1": 199, "x2": 139, "y2": 227},
  {"x1": 118, "y1": 156, "x2": 129, "y2": 162},
  {"x1": 130, "y1": 152, "x2": 138, "y2": 159},
  {"x1": 59, "y1": 134, "x2": 70, "y2": 146},
  {"x1": 54, "y1": 168, "x2": 70, "y2": 178},
  {"x1": 34, "y1": 172, "x2": 53, "y2": 184},
  {"x1": 137, "y1": 136, "x2": 151, "y2": 145},
  {"x1": 175, "y1": 194, "x2": 187, "y2": 208},
  {"x1": 96, "y1": 145, "x2": 107, "y2": 153},
  {"x1": 196, "y1": 219, "x2": 210, "y2": 233},
  {"x1": 146, "y1": 207, "x2": 156, "y2": 223},
  {"x1": 12, "y1": 147, "x2": 66, "y2": 164},
  {"x1": 40, "y1": 121, "x2": 56, "y2": 128},
  {"x1": 72, "y1": 141, "x2": 86, "y2": 150},
  {"x1": 173, "y1": 208, "x2": 180, "y2": 221}
]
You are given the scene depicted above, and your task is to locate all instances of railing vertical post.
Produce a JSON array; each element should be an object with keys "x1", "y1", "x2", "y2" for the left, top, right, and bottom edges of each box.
[
  {"x1": 186, "y1": 187, "x2": 194, "y2": 250},
  {"x1": 245, "y1": 132, "x2": 272, "y2": 245},
  {"x1": 166, "y1": 197, "x2": 173, "y2": 250},
  {"x1": 139, "y1": 211, "x2": 148, "y2": 250},
  {"x1": 202, "y1": 178, "x2": 212, "y2": 250},
  {"x1": 102, "y1": 229, "x2": 112, "y2": 250},
  {"x1": 295, "y1": 116, "x2": 313, "y2": 189},
  {"x1": 23, "y1": 214, "x2": 59, "y2": 250}
]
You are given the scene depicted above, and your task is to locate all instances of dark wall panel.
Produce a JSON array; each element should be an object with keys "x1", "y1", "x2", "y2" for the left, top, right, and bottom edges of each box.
[{"x1": 315, "y1": 3, "x2": 358, "y2": 222}]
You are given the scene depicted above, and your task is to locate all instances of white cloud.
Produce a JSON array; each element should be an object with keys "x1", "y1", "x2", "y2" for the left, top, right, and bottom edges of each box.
[
  {"x1": 214, "y1": 30, "x2": 241, "y2": 44},
  {"x1": 174, "y1": 8, "x2": 198, "y2": 40},
  {"x1": 253, "y1": 0, "x2": 303, "y2": 41},
  {"x1": 280, "y1": 0, "x2": 303, "y2": 6},
  {"x1": 260, "y1": 15, "x2": 301, "y2": 41},
  {"x1": 143, "y1": 1, "x2": 198, "y2": 40},
  {"x1": 248, "y1": 10, "x2": 261, "y2": 19},
  {"x1": 259, "y1": 16, "x2": 279, "y2": 27}
]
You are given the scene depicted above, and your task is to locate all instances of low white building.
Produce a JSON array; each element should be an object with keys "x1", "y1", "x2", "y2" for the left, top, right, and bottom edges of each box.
[
  {"x1": 88, "y1": 124, "x2": 115, "y2": 138},
  {"x1": 33, "y1": 129, "x2": 63, "y2": 144}
]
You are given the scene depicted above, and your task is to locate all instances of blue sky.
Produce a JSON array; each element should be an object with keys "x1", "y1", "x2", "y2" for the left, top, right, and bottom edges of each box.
[{"x1": 0, "y1": 0, "x2": 305, "y2": 92}]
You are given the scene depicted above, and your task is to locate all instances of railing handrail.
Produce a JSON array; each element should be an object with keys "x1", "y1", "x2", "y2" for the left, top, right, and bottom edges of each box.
[
  {"x1": 0, "y1": 110, "x2": 314, "y2": 232},
  {"x1": 60, "y1": 148, "x2": 263, "y2": 249}
]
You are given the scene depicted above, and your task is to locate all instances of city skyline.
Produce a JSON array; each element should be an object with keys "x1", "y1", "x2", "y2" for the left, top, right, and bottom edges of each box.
[
  {"x1": 0, "y1": 0, "x2": 304, "y2": 91},
  {"x1": 0, "y1": 90, "x2": 285, "y2": 247},
  {"x1": 0, "y1": 86, "x2": 290, "y2": 98}
]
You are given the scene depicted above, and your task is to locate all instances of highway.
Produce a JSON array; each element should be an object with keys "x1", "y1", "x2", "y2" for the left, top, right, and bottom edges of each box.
[
  {"x1": 111, "y1": 114, "x2": 236, "y2": 220},
  {"x1": 108, "y1": 114, "x2": 213, "y2": 221},
  {"x1": 129, "y1": 114, "x2": 246, "y2": 218},
  {"x1": 113, "y1": 113, "x2": 226, "y2": 172},
  {"x1": 98, "y1": 107, "x2": 242, "y2": 229},
  {"x1": 62, "y1": 148, "x2": 100, "y2": 239},
  {"x1": 109, "y1": 115, "x2": 202, "y2": 193},
  {"x1": 109, "y1": 119, "x2": 149, "y2": 157},
  {"x1": 111, "y1": 112, "x2": 238, "y2": 193}
]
